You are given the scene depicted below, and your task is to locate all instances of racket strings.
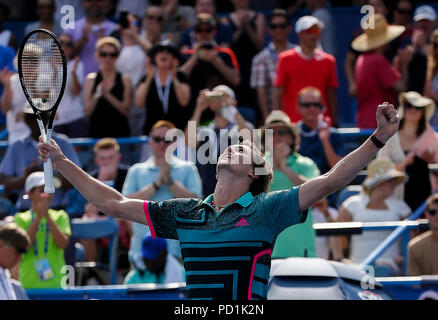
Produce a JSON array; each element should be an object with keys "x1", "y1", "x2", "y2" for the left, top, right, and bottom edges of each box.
[{"x1": 21, "y1": 33, "x2": 64, "y2": 112}]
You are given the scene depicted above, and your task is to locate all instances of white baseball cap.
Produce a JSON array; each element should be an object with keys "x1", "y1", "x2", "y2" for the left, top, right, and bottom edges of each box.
[
  {"x1": 23, "y1": 171, "x2": 61, "y2": 198},
  {"x1": 414, "y1": 5, "x2": 437, "y2": 22},
  {"x1": 212, "y1": 85, "x2": 236, "y2": 100},
  {"x1": 295, "y1": 15, "x2": 324, "y2": 33}
]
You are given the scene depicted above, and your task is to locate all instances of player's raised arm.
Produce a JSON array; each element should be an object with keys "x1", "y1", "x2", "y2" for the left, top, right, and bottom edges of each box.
[
  {"x1": 37, "y1": 137, "x2": 147, "y2": 225},
  {"x1": 298, "y1": 103, "x2": 400, "y2": 211}
]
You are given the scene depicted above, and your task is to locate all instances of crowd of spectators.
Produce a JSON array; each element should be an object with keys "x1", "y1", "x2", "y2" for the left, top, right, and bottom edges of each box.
[{"x1": 0, "y1": 0, "x2": 438, "y2": 295}]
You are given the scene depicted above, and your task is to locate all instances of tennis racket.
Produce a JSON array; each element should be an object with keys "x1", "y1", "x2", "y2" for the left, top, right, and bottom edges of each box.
[{"x1": 18, "y1": 29, "x2": 67, "y2": 193}]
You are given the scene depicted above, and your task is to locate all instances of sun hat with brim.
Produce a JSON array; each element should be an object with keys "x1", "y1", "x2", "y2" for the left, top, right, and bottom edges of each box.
[
  {"x1": 261, "y1": 110, "x2": 300, "y2": 139},
  {"x1": 398, "y1": 91, "x2": 436, "y2": 121},
  {"x1": 148, "y1": 39, "x2": 180, "y2": 64},
  {"x1": 352, "y1": 14, "x2": 405, "y2": 52},
  {"x1": 362, "y1": 158, "x2": 407, "y2": 190},
  {"x1": 23, "y1": 171, "x2": 62, "y2": 199},
  {"x1": 141, "y1": 236, "x2": 167, "y2": 260}
]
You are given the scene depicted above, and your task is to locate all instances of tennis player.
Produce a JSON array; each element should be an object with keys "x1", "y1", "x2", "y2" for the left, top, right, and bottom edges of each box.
[{"x1": 38, "y1": 103, "x2": 399, "y2": 300}]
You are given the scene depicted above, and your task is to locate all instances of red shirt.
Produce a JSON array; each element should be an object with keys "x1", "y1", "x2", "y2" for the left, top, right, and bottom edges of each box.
[
  {"x1": 275, "y1": 48, "x2": 338, "y2": 122},
  {"x1": 355, "y1": 52, "x2": 400, "y2": 128}
]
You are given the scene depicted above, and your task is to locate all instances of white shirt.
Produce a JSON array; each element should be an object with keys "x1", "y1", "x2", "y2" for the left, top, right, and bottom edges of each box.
[
  {"x1": 0, "y1": 266, "x2": 16, "y2": 300},
  {"x1": 343, "y1": 194, "x2": 411, "y2": 265},
  {"x1": 6, "y1": 74, "x2": 30, "y2": 144},
  {"x1": 54, "y1": 59, "x2": 85, "y2": 126},
  {"x1": 311, "y1": 206, "x2": 338, "y2": 259}
]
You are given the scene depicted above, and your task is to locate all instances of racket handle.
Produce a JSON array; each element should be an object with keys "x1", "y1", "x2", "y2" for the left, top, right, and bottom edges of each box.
[{"x1": 44, "y1": 129, "x2": 55, "y2": 194}]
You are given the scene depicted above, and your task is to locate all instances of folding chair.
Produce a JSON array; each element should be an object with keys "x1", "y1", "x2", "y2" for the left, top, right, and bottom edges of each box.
[{"x1": 71, "y1": 217, "x2": 119, "y2": 285}]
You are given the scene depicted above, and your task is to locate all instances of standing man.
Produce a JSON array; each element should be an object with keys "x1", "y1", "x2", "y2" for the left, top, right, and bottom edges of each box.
[
  {"x1": 38, "y1": 102, "x2": 400, "y2": 300},
  {"x1": 0, "y1": 223, "x2": 30, "y2": 299},
  {"x1": 14, "y1": 172, "x2": 71, "y2": 289},
  {"x1": 275, "y1": 15, "x2": 338, "y2": 126},
  {"x1": 250, "y1": 9, "x2": 295, "y2": 121},
  {"x1": 123, "y1": 120, "x2": 202, "y2": 269}
]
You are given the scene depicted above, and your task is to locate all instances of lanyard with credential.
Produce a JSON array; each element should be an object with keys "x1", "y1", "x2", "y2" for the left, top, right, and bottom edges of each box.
[
  {"x1": 30, "y1": 211, "x2": 50, "y2": 257},
  {"x1": 154, "y1": 71, "x2": 172, "y2": 115}
]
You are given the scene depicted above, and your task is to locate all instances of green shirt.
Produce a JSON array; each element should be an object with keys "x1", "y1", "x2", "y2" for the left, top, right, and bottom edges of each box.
[
  {"x1": 14, "y1": 209, "x2": 71, "y2": 289},
  {"x1": 124, "y1": 269, "x2": 166, "y2": 285},
  {"x1": 269, "y1": 152, "x2": 320, "y2": 259}
]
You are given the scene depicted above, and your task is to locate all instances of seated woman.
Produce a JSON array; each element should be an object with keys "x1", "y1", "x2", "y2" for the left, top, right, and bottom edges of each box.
[
  {"x1": 332, "y1": 158, "x2": 411, "y2": 276},
  {"x1": 377, "y1": 91, "x2": 438, "y2": 211}
]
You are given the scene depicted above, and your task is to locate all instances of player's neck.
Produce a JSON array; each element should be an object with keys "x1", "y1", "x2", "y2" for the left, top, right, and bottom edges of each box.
[{"x1": 214, "y1": 172, "x2": 249, "y2": 207}]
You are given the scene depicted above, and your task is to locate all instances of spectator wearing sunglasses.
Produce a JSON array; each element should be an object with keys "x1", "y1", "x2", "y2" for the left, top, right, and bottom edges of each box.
[
  {"x1": 377, "y1": 91, "x2": 438, "y2": 211},
  {"x1": 296, "y1": 86, "x2": 344, "y2": 207},
  {"x1": 0, "y1": 222, "x2": 30, "y2": 299},
  {"x1": 139, "y1": 6, "x2": 172, "y2": 51},
  {"x1": 122, "y1": 120, "x2": 202, "y2": 267},
  {"x1": 250, "y1": 9, "x2": 295, "y2": 121},
  {"x1": 179, "y1": 0, "x2": 233, "y2": 51},
  {"x1": 407, "y1": 193, "x2": 438, "y2": 276},
  {"x1": 84, "y1": 36, "x2": 132, "y2": 138},
  {"x1": 296, "y1": 87, "x2": 344, "y2": 175},
  {"x1": 180, "y1": 13, "x2": 240, "y2": 124},
  {"x1": 352, "y1": 14, "x2": 413, "y2": 129},
  {"x1": 275, "y1": 15, "x2": 339, "y2": 126}
]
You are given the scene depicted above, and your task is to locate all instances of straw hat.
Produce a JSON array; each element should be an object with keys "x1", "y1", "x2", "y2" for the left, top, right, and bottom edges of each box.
[
  {"x1": 362, "y1": 158, "x2": 406, "y2": 190},
  {"x1": 261, "y1": 110, "x2": 300, "y2": 139},
  {"x1": 398, "y1": 91, "x2": 436, "y2": 121},
  {"x1": 352, "y1": 14, "x2": 405, "y2": 52}
]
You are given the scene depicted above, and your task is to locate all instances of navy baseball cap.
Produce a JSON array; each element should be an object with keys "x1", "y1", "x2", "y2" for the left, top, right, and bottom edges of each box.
[{"x1": 142, "y1": 236, "x2": 167, "y2": 260}]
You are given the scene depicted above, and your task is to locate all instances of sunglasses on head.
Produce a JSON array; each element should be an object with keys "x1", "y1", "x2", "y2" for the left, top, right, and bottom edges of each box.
[
  {"x1": 404, "y1": 102, "x2": 423, "y2": 111},
  {"x1": 299, "y1": 101, "x2": 323, "y2": 109},
  {"x1": 146, "y1": 14, "x2": 163, "y2": 22},
  {"x1": 99, "y1": 51, "x2": 118, "y2": 58},
  {"x1": 427, "y1": 208, "x2": 437, "y2": 216},
  {"x1": 270, "y1": 23, "x2": 288, "y2": 30},
  {"x1": 151, "y1": 136, "x2": 174, "y2": 144}
]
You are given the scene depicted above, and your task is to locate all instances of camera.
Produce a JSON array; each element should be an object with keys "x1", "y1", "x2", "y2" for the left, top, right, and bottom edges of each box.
[{"x1": 119, "y1": 10, "x2": 130, "y2": 29}]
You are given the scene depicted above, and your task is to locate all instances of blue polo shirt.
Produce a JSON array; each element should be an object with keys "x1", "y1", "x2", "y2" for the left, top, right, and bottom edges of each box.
[{"x1": 144, "y1": 187, "x2": 307, "y2": 300}]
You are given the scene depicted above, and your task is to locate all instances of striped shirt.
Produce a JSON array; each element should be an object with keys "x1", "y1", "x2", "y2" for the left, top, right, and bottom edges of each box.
[
  {"x1": 250, "y1": 42, "x2": 295, "y2": 110},
  {"x1": 144, "y1": 188, "x2": 307, "y2": 300}
]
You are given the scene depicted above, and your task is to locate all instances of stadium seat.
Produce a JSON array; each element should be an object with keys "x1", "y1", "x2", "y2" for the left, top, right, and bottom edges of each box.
[{"x1": 71, "y1": 217, "x2": 119, "y2": 285}]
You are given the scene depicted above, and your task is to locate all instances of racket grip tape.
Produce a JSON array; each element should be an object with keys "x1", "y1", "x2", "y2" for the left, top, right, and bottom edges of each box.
[{"x1": 44, "y1": 128, "x2": 55, "y2": 194}]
